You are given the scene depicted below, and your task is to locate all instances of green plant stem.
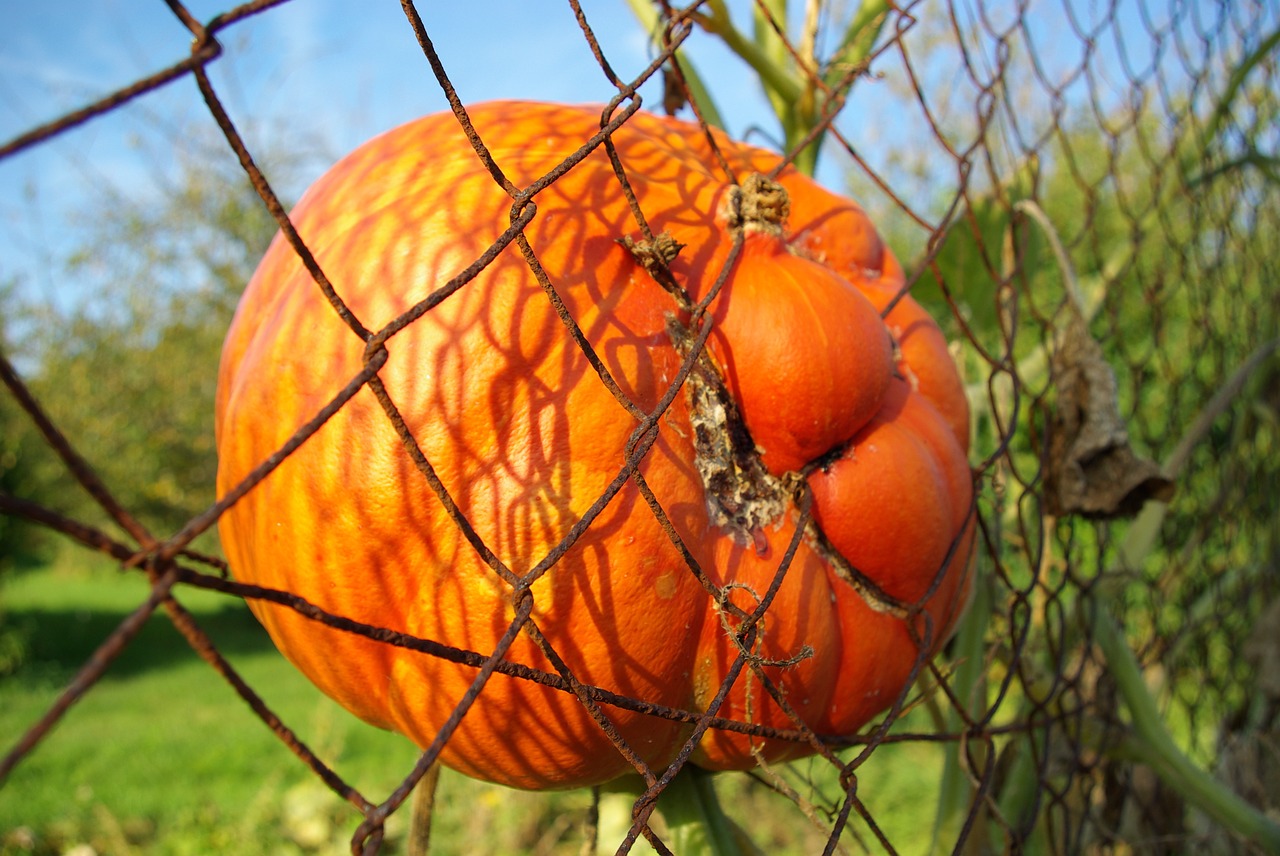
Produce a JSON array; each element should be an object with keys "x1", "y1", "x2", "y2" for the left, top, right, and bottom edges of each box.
[
  {"x1": 661, "y1": 767, "x2": 753, "y2": 856},
  {"x1": 623, "y1": 0, "x2": 725, "y2": 129},
  {"x1": 673, "y1": 53, "x2": 728, "y2": 130},
  {"x1": 992, "y1": 729, "x2": 1048, "y2": 853},
  {"x1": 928, "y1": 569, "x2": 994, "y2": 854},
  {"x1": 828, "y1": 0, "x2": 890, "y2": 89},
  {"x1": 975, "y1": 198, "x2": 1280, "y2": 848},
  {"x1": 630, "y1": 0, "x2": 892, "y2": 176},
  {"x1": 1113, "y1": 336, "x2": 1278, "y2": 574},
  {"x1": 696, "y1": 0, "x2": 802, "y2": 107},
  {"x1": 1202, "y1": 25, "x2": 1280, "y2": 150},
  {"x1": 597, "y1": 768, "x2": 752, "y2": 856},
  {"x1": 752, "y1": 0, "x2": 792, "y2": 87},
  {"x1": 1081, "y1": 340, "x2": 1280, "y2": 849},
  {"x1": 791, "y1": 0, "x2": 890, "y2": 176},
  {"x1": 786, "y1": 121, "x2": 822, "y2": 178},
  {"x1": 1093, "y1": 606, "x2": 1280, "y2": 853}
]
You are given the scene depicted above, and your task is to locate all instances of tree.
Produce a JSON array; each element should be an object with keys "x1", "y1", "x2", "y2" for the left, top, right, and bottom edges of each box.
[{"x1": 3, "y1": 129, "x2": 321, "y2": 548}]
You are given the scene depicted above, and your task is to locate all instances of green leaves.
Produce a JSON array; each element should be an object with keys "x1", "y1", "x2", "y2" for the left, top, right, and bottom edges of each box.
[{"x1": 628, "y1": 0, "x2": 893, "y2": 175}]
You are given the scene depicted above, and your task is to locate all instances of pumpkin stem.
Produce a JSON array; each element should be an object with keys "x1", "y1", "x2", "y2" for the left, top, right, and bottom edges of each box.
[
  {"x1": 657, "y1": 767, "x2": 760, "y2": 856},
  {"x1": 724, "y1": 173, "x2": 790, "y2": 237},
  {"x1": 595, "y1": 769, "x2": 759, "y2": 855}
]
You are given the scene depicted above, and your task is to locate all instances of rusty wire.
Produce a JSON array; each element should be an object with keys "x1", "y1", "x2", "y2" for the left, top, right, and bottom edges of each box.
[{"x1": 2, "y1": 0, "x2": 1279, "y2": 853}]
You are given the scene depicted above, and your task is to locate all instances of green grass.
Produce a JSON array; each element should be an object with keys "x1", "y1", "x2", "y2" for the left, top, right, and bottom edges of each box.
[
  {"x1": 0, "y1": 556, "x2": 429, "y2": 853},
  {"x1": 0, "y1": 557, "x2": 679, "y2": 855}
]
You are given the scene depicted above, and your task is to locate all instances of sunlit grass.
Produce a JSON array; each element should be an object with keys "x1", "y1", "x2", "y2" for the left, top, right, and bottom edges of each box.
[{"x1": 1, "y1": 557, "x2": 420, "y2": 853}]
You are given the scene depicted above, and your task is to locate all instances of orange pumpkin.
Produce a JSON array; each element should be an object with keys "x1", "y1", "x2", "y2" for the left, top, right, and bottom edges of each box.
[{"x1": 215, "y1": 100, "x2": 974, "y2": 790}]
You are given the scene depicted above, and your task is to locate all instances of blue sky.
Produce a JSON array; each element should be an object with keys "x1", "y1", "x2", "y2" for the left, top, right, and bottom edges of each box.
[
  {"x1": 0, "y1": 2, "x2": 789, "y2": 313},
  {"x1": 0, "y1": 1, "x2": 1249, "y2": 316}
]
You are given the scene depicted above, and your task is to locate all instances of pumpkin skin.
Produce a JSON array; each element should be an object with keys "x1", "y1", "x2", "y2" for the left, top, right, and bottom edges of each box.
[{"x1": 215, "y1": 101, "x2": 974, "y2": 790}]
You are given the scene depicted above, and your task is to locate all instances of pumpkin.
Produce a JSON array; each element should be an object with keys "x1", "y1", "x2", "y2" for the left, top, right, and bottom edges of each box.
[{"x1": 215, "y1": 100, "x2": 974, "y2": 790}]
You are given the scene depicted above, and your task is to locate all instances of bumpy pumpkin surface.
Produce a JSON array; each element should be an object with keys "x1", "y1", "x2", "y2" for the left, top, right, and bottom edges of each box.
[{"x1": 215, "y1": 100, "x2": 975, "y2": 790}]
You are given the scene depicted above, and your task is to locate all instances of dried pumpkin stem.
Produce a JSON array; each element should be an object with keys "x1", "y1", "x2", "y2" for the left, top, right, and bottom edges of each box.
[
  {"x1": 619, "y1": 231, "x2": 691, "y2": 309},
  {"x1": 666, "y1": 315, "x2": 791, "y2": 542},
  {"x1": 723, "y1": 173, "x2": 790, "y2": 237},
  {"x1": 662, "y1": 173, "x2": 796, "y2": 542},
  {"x1": 405, "y1": 762, "x2": 440, "y2": 856}
]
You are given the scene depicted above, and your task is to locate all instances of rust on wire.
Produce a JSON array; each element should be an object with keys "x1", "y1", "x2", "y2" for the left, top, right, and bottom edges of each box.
[
  {"x1": 3, "y1": 0, "x2": 1279, "y2": 853},
  {"x1": 597, "y1": 19, "x2": 698, "y2": 246},
  {"x1": 523, "y1": 619, "x2": 662, "y2": 786},
  {"x1": 0, "y1": 44, "x2": 220, "y2": 162},
  {"x1": 160, "y1": 575, "x2": 377, "y2": 813},
  {"x1": 363, "y1": 204, "x2": 540, "y2": 353},
  {"x1": 0, "y1": 349, "x2": 377, "y2": 812},
  {"x1": 190, "y1": 64, "x2": 374, "y2": 343},
  {"x1": 398, "y1": 0, "x2": 518, "y2": 197}
]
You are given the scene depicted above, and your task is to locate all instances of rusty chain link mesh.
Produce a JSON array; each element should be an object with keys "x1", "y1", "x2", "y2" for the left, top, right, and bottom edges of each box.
[{"x1": 2, "y1": 0, "x2": 1279, "y2": 853}]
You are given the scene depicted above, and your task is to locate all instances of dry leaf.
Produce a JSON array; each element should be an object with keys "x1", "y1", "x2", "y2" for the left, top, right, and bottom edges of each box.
[{"x1": 1045, "y1": 312, "x2": 1174, "y2": 518}]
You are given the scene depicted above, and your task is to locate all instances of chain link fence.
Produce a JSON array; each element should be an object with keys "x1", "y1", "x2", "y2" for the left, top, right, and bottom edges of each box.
[{"x1": 2, "y1": 0, "x2": 1278, "y2": 853}]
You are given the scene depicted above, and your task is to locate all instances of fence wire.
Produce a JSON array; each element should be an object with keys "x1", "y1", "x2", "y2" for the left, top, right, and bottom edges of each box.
[{"x1": 2, "y1": 0, "x2": 1279, "y2": 854}]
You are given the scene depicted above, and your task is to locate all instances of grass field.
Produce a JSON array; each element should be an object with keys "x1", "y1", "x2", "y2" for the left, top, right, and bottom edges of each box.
[
  {"x1": 1, "y1": 555, "x2": 951, "y2": 855},
  {"x1": 0, "y1": 557, "x2": 614, "y2": 854}
]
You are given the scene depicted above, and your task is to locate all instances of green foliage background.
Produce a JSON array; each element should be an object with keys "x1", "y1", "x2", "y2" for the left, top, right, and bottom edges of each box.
[{"x1": 1, "y1": 143, "x2": 282, "y2": 548}]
